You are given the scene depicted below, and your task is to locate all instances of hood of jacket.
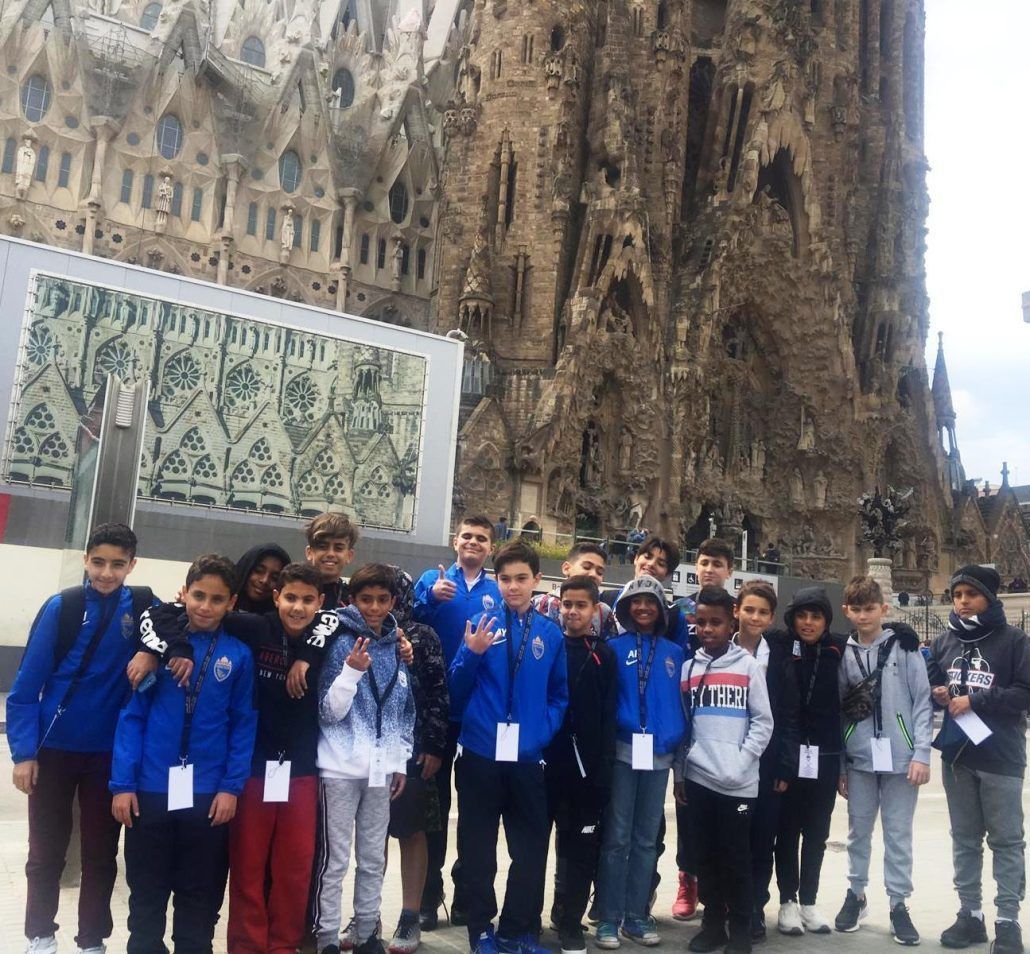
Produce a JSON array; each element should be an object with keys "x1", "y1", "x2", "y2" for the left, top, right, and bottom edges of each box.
[
  {"x1": 784, "y1": 585, "x2": 834, "y2": 632},
  {"x1": 337, "y1": 603, "x2": 399, "y2": 645},
  {"x1": 234, "y1": 544, "x2": 292, "y2": 612},
  {"x1": 691, "y1": 642, "x2": 752, "y2": 670},
  {"x1": 615, "y1": 575, "x2": 669, "y2": 636},
  {"x1": 389, "y1": 565, "x2": 417, "y2": 629}
]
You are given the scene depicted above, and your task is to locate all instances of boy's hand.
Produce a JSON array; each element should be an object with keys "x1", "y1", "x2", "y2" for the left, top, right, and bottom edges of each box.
[
  {"x1": 418, "y1": 753, "x2": 442, "y2": 780},
  {"x1": 464, "y1": 615, "x2": 497, "y2": 655},
  {"x1": 209, "y1": 792, "x2": 237, "y2": 826},
  {"x1": 389, "y1": 772, "x2": 407, "y2": 801},
  {"x1": 773, "y1": 779, "x2": 788, "y2": 793},
  {"x1": 908, "y1": 760, "x2": 930, "y2": 786},
  {"x1": 837, "y1": 774, "x2": 849, "y2": 799},
  {"x1": 932, "y1": 685, "x2": 950, "y2": 706},
  {"x1": 167, "y1": 657, "x2": 193, "y2": 688},
  {"x1": 112, "y1": 792, "x2": 140, "y2": 828},
  {"x1": 673, "y1": 781, "x2": 687, "y2": 806},
  {"x1": 432, "y1": 565, "x2": 457, "y2": 602},
  {"x1": 397, "y1": 631, "x2": 414, "y2": 665},
  {"x1": 286, "y1": 659, "x2": 310, "y2": 699},
  {"x1": 12, "y1": 759, "x2": 38, "y2": 795},
  {"x1": 948, "y1": 695, "x2": 972, "y2": 717},
  {"x1": 126, "y1": 651, "x2": 159, "y2": 689},
  {"x1": 346, "y1": 637, "x2": 372, "y2": 672}
]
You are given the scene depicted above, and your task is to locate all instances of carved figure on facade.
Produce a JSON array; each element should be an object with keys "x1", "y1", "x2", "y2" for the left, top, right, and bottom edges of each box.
[
  {"x1": 155, "y1": 175, "x2": 173, "y2": 233},
  {"x1": 280, "y1": 207, "x2": 295, "y2": 261},
  {"x1": 15, "y1": 135, "x2": 36, "y2": 200}
]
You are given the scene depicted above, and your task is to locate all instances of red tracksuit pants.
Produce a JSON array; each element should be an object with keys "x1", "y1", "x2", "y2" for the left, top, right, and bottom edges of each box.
[{"x1": 227, "y1": 774, "x2": 318, "y2": 953}]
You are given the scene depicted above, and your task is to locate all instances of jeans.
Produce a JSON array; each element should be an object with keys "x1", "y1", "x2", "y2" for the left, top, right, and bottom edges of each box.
[{"x1": 596, "y1": 760, "x2": 669, "y2": 923}]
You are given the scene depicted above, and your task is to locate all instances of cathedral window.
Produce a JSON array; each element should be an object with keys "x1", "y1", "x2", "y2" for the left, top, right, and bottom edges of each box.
[
  {"x1": 94, "y1": 339, "x2": 135, "y2": 382},
  {"x1": 193, "y1": 455, "x2": 218, "y2": 481},
  {"x1": 522, "y1": 34, "x2": 534, "y2": 64},
  {"x1": 309, "y1": 217, "x2": 321, "y2": 252},
  {"x1": 141, "y1": 174, "x2": 154, "y2": 209},
  {"x1": 400, "y1": 243, "x2": 410, "y2": 275},
  {"x1": 325, "y1": 475, "x2": 348, "y2": 501},
  {"x1": 140, "y1": 2, "x2": 161, "y2": 30},
  {"x1": 285, "y1": 375, "x2": 318, "y2": 419},
  {"x1": 293, "y1": 214, "x2": 303, "y2": 248},
  {"x1": 341, "y1": 0, "x2": 356, "y2": 29},
  {"x1": 39, "y1": 432, "x2": 69, "y2": 461},
  {"x1": 171, "y1": 182, "x2": 183, "y2": 216},
  {"x1": 34, "y1": 145, "x2": 49, "y2": 182},
  {"x1": 25, "y1": 403, "x2": 56, "y2": 432},
  {"x1": 156, "y1": 114, "x2": 183, "y2": 160},
  {"x1": 279, "y1": 150, "x2": 301, "y2": 193},
  {"x1": 12, "y1": 427, "x2": 34, "y2": 455},
  {"x1": 249, "y1": 439, "x2": 273, "y2": 463},
  {"x1": 490, "y1": 49, "x2": 502, "y2": 79},
  {"x1": 261, "y1": 465, "x2": 284, "y2": 489},
  {"x1": 241, "y1": 36, "x2": 266, "y2": 68},
  {"x1": 359, "y1": 234, "x2": 370, "y2": 264},
  {"x1": 313, "y1": 447, "x2": 337, "y2": 475},
  {"x1": 25, "y1": 325, "x2": 54, "y2": 365},
  {"x1": 180, "y1": 427, "x2": 206, "y2": 454},
  {"x1": 265, "y1": 207, "x2": 276, "y2": 240},
  {"x1": 162, "y1": 352, "x2": 200, "y2": 395},
  {"x1": 160, "y1": 450, "x2": 188, "y2": 478},
  {"x1": 2, "y1": 138, "x2": 15, "y2": 174},
  {"x1": 332, "y1": 68, "x2": 355, "y2": 108},
  {"x1": 246, "y1": 202, "x2": 257, "y2": 235},
  {"x1": 21, "y1": 75, "x2": 52, "y2": 123},
  {"x1": 388, "y1": 182, "x2": 409, "y2": 224},
  {"x1": 632, "y1": 6, "x2": 644, "y2": 37},
  {"x1": 376, "y1": 238, "x2": 386, "y2": 269},
  {"x1": 416, "y1": 248, "x2": 426, "y2": 280},
  {"x1": 120, "y1": 170, "x2": 134, "y2": 204},
  {"x1": 57, "y1": 151, "x2": 71, "y2": 187},
  {"x1": 225, "y1": 363, "x2": 261, "y2": 407},
  {"x1": 233, "y1": 460, "x2": 257, "y2": 485},
  {"x1": 191, "y1": 187, "x2": 203, "y2": 221},
  {"x1": 297, "y1": 469, "x2": 321, "y2": 495},
  {"x1": 879, "y1": 0, "x2": 893, "y2": 58},
  {"x1": 549, "y1": 26, "x2": 564, "y2": 51}
]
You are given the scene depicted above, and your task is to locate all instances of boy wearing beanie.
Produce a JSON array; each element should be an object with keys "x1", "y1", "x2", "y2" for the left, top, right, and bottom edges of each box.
[{"x1": 927, "y1": 565, "x2": 1030, "y2": 954}]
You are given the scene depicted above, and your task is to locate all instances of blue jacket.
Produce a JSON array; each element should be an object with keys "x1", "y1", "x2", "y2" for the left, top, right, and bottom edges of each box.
[
  {"x1": 609, "y1": 632, "x2": 686, "y2": 756},
  {"x1": 110, "y1": 628, "x2": 256, "y2": 797},
  {"x1": 7, "y1": 584, "x2": 150, "y2": 763},
  {"x1": 449, "y1": 606, "x2": 568, "y2": 762}
]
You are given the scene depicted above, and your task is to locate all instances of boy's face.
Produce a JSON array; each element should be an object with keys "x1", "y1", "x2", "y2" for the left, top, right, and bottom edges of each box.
[
  {"x1": 629, "y1": 594, "x2": 661, "y2": 632},
  {"x1": 183, "y1": 574, "x2": 236, "y2": 632},
  {"x1": 274, "y1": 581, "x2": 324, "y2": 637},
  {"x1": 562, "y1": 552, "x2": 606, "y2": 584},
  {"x1": 952, "y1": 583, "x2": 990, "y2": 619},
  {"x1": 452, "y1": 523, "x2": 492, "y2": 569},
  {"x1": 560, "y1": 588, "x2": 596, "y2": 636},
  {"x1": 735, "y1": 594, "x2": 774, "y2": 638},
  {"x1": 497, "y1": 560, "x2": 541, "y2": 612},
  {"x1": 695, "y1": 603, "x2": 734, "y2": 655},
  {"x1": 83, "y1": 544, "x2": 136, "y2": 596},
  {"x1": 696, "y1": 553, "x2": 732, "y2": 588},
  {"x1": 305, "y1": 537, "x2": 354, "y2": 582},
  {"x1": 843, "y1": 601, "x2": 889, "y2": 637},
  {"x1": 353, "y1": 585, "x2": 396, "y2": 632},
  {"x1": 634, "y1": 546, "x2": 670, "y2": 583},
  {"x1": 793, "y1": 607, "x2": 828, "y2": 644},
  {"x1": 246, "y1": 554, "x2": 286, "y2": 605}
]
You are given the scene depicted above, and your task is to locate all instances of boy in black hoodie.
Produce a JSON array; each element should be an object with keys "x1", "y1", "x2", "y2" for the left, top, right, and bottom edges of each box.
[
  {"x1": 773, "y1": 586, "x2": 846, "y2": 938},
  {"x1": 545, "y1": 576, "x2": 617, "y2": 954},
  {"x1": 234, "y1": 543, "x2": 291, "y2": 614},
  {"x1": 928, "y1": 565, "x2": 1030, "y2": 954}
]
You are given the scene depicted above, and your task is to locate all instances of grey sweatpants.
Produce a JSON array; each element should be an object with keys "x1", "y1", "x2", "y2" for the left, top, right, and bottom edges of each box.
[
  {"x1": 846, "y1": 767, "x2": 920, "y2": 905},
  {"x1": 313, "y1": 777, "x2": 392, "y2": 950},
  {"x1": 942, "y1": 761, "x2": 1026, "y2": 920}
]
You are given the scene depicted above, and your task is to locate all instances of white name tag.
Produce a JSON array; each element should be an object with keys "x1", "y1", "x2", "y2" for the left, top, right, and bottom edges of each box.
[
  {"x1": 798, "y1": 744, "x2": 819, "y2": 779},
  {"x1": 368, "y1": 745, "x2": 387, "y2": 788},
  {"x1": 496, "y1": 722, "x2": 520, "y2": 761},
  {"x1": 168, "y1": 763, "x2": 194, "y2": 811},
  {"x1": 632, "y1": 732, "x2": 654, "y2": 771},
  {"x1": 871, "y1": 737, "x2": 893, "y2": 772},
  {"x1": 264, "y1": 760, "x2": 291, "y2": 802},
  {"x1": 954, "y1": 710, "x2": 993, "y2": 745}
]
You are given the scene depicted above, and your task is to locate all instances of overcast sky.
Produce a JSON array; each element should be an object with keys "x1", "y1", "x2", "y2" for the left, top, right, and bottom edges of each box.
[{"x1": 923, "y1": 1, "x2": 1030, "y2": 488}]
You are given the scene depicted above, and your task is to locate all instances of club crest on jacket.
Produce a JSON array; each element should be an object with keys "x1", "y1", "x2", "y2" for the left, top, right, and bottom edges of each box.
[{"x1": 214, "y1": 656, "x2": 233, "y2": 682}]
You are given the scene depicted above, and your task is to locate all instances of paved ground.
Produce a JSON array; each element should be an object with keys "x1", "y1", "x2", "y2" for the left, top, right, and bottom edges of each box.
[{"x1": 0, "y1": 747, "x2": 1027, "y2": 953}]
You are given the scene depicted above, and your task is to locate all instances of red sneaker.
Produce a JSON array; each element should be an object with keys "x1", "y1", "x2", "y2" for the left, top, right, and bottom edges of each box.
[{"x1": 672, "y1": 871, "x2": 698, "y2": 921}]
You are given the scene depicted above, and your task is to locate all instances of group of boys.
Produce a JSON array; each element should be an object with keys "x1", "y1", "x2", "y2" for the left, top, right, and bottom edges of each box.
[{"x1": 8, "y1": 515, "x2": 1030, "y2": 954}]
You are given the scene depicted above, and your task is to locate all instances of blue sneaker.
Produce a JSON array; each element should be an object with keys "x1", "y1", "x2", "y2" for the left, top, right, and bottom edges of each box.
[
  {"x1": 472, "y1": 928, "x2": 498, "y2": 954},
  {"x1": 497, "y1": 934, "x2": 548, "y2": 954},
  {"x1": 595, "y1": 922, "x2": 621, "y2": 950},
  {"x1": 621, "y1": 916, "x2": 660, "y2": 946}
]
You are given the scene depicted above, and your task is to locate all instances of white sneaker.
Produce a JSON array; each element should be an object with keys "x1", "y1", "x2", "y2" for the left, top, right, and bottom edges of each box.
[
  {"x1": 778, "y1": 902, "x2": 805, "y2": 936},
  {"x1": 78, "y1": 948, "x2": 106, "y2": 954},
  {"x1": 800, "y1": 905, "x2": 832, "y2": 934},
  {"x1": 26, "y1": 939, "x2": 58, "y2": 954}
]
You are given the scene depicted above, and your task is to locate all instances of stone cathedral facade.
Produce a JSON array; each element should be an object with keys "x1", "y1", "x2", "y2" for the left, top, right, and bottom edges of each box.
[{"x1": 0, "y1": 0, "x2": 1026, "y2": 587}]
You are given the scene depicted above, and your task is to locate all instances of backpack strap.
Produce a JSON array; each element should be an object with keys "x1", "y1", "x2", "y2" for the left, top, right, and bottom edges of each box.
[
  {"x1": 128, "y1": 586, "x2": 154, "y2": 630},
  {"x1": 54, "y1": 586, "x2": 87, "y2": 668}
]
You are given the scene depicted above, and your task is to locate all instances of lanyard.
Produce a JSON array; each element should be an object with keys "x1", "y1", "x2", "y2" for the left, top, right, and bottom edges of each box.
[
  {"x1": 802, "y1": 642, "x2": 822, "y2": 710},
  {"x1": 367, "y1": 647, "x2": 400, "y2": 740},
  {"x1": 635, "y1": 635, "x2": 658, "y2": 731},
  {"x1": 505, "y1": 607, "x2": 533, "y2": 722},
  {"x1": 179, "y1": 635, "x2": 219, "y2": 763}
]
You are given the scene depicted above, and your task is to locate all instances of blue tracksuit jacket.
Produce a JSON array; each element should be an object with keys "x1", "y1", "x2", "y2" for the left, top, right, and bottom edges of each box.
[{"x1": 608, "y1": 632, "x2": 686, "y2": 757}]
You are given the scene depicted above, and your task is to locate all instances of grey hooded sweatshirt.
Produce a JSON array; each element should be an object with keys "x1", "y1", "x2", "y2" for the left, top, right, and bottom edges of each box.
[
  {"x1": 674, "y1": 643, "x2": 773, "y2": 798},
  {"x1": 839, "y1": 624, "x2": 932, "y2": 773}
]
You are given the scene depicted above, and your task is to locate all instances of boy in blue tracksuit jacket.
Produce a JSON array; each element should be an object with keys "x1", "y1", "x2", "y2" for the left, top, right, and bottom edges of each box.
[
  {"x1": 8, "y1": 523, "x2": 161, "y2": 954},
  {"x1": 448, "y1": 541, "x2": 567, "y2": 954},
  {"x1": 412, "y1": 513, "x2": 501, "y2": 925},
  {"x1": 595, "y1": 575, "x2": 686, "y2": 948},
  {"x1": 110, "y1": 554, "x2": 257, "y2": 954}
]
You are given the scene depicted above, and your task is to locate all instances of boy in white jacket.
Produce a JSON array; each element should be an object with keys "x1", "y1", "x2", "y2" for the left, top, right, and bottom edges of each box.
[{"x1": 674, "y1": 587, "x2": 773, "y2": 954}]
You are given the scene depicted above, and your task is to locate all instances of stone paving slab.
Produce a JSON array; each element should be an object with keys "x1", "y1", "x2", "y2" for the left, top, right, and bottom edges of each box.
[{"x1": 1, "y1": 749, "x2": 1027, "y2": 953}]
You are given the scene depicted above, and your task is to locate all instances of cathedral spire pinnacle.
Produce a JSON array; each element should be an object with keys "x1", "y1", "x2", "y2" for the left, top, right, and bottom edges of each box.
[{"x1": 932, "y1": 331, "x2": 956, "y2": 424}]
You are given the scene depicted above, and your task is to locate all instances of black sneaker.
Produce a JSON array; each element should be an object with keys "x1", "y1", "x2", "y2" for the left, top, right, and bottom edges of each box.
[
  {"x1": 726, "y1": 921, "x2": 753, "y2": 954},
  {"x1": 835, "y1": 890, "x2": 867, "y2": 933},
  {"x1": 993, "y1": 921, "x2": 1024, "y2": 954},
  {"x1": 688, "y1": 919, "x2": 729, "y2": 953},
  {"x1": 942, "y1": 913, "x2": 989, "y2": 949},
  {"x1": 355, "y1": 935, "x2": 387, "y2": 954},
  {"x1": 419, "y1": 907, "x2": 438, "y2": 932},
  {"x1": 890, "y1": 903, "x2": 920, "y2": 946},
  {"x1": 751, "y1": 912, "x2": 767, "y2": 943},
  {"x1": 559, "y1": 926, "x2": 586, "y2": 954},
  {"x1": 321, "y1": 947, "x2": 342, "y2": 954}
]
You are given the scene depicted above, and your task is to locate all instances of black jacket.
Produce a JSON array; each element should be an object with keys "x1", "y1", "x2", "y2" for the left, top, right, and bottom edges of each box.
[
  {"x1": 544, "y1": 634, "x2": 617, "y2": 794},
  {"x1": 760, "y1": 631, "x2": 801, "y2": 782},
  {"x1": 928, "y1": 623, "x2": 1030, "y2": 777}
]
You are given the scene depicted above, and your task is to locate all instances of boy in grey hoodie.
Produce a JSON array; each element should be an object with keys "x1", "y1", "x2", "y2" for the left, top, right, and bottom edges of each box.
[
  {"x1": 674, "y1": 587, "x2": 773, "y2": 954},
  {"x1": 833, "y1": 576, "x2": 931, "y2": 946}
]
